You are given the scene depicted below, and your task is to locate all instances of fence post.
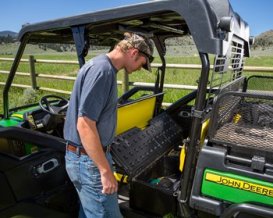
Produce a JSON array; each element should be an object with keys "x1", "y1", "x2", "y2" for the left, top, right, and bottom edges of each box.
[
  {"x1": 122, "y1": 70, "x2": 129, "y2": 93},
  {"x1": 29, "y1": 55, "x2": 37, "y2": 89}
]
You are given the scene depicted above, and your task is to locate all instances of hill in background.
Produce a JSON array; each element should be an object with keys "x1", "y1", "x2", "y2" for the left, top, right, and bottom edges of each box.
[
  {"x1": 253, "y1": 30, "x2": 273, "y2": 48},
  {"x1": 251, "y1": 30, "x2": 273, "y2": 56},
  {"x1": 0, "y1": 30, "x2": 17, "y2": 37}
]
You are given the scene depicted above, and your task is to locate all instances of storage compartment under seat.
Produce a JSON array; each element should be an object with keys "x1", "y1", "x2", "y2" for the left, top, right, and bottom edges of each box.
[
  {"x1": 130, "y1": 155, "x2": 180, "y2": 216},
  {"x1": 111, "y1": 112, "x2": 183, "y2": 216}
]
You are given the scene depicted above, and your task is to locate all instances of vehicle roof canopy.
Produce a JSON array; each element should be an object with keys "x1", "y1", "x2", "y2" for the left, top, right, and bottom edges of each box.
[{"x1": 17, "y1": 0, "x2": 250, "y2": 56}]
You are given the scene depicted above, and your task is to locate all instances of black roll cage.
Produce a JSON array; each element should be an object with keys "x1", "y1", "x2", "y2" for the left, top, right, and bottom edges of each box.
[
  {"x1": 3, "y1": 0, "x2": 250, "y2": 119},
  {"x1": 2, "y1": 0, "x2": 252, "y2": 215}
]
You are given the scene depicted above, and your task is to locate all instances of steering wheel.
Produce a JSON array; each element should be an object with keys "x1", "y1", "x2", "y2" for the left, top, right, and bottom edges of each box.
[{"x1": 39, "y1": 95, "x2": 69, "y2": 116}]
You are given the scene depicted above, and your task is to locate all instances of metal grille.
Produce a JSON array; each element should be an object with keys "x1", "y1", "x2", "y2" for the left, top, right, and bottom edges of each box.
[
  {"x1": 207, "y1": 40, "x2": 245, "y2": 105},
  {"x1": 210, "y1": 92, "x2": 273, "y2": 152},
  {"x1": 230, "y1": 41, "x2": 244, "y2": 78}
]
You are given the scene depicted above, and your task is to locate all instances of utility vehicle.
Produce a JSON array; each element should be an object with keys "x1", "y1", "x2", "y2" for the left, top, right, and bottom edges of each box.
[{"x1": 1, "y1": 0, "x2": 272, "y2": 217}]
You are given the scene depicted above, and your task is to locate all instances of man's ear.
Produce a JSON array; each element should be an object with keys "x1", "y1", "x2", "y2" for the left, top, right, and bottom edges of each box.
[{"x1": 130, "y1": 48, "x2": 139, "y2": 57}]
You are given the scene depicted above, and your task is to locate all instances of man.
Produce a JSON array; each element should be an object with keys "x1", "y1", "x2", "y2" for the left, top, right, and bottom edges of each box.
[{"x1": 64, "y1": 32, "x2": 154, "y2": 218}]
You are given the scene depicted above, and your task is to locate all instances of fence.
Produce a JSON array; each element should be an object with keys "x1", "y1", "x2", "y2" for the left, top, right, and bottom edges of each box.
[{"x1": 1, "y1": 56, "x2": 273, "y2": 105}]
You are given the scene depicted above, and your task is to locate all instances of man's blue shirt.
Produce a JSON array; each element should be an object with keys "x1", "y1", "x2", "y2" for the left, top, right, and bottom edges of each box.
[{"x1": 64, "y1": 54, "x2": 118, "y2": 147}]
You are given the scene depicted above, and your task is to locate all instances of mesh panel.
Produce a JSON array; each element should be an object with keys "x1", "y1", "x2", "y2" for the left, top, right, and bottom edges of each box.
[
  {"x1": 207, "y1": 39, "x2": 245, "y2": 105},
  {"x1": 210, "y1": 92, "x2": 273, "y2": 152},
  {"x1": 230, "y1": 41, "x2": 244, "y2": 78}
]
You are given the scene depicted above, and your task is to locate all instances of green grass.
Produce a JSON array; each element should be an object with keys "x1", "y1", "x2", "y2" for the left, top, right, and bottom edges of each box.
[
  {"x1": 245, "y1": 56, "x2": 273, "y2": 66},
  {"x1": 0, "y1": 53, "x2": 273, "y2": 115}
]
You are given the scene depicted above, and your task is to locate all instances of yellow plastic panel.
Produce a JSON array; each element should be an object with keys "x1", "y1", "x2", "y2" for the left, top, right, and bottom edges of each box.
[
  {"x1": 200, "y1": 119, "x2": 210, "y2": 145},
  {"x1": 116, "y1": 95, "x2": 158, "y2": 135},
  {"x1": 179, "y1": 118, "x2": 210, "y2": 172}
]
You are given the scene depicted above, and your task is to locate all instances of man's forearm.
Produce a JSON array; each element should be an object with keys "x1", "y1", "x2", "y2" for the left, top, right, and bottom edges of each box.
[
  {"x1": 77, "y1": 116, "x2": 118, "y2": 194},
  {"x1": 77, "y1": 116, "x2": 111, "y2": 174}
]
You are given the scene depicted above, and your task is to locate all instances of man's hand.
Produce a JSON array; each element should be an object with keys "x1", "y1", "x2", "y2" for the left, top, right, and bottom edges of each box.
[{"x1": 101, "y1": 170, "x2": 118, "y2": 194}]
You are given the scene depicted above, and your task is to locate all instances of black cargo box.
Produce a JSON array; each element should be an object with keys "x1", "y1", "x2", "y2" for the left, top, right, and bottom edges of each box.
[{"x1": 111, "y1": 112, "x2": 183, "y2": 216}]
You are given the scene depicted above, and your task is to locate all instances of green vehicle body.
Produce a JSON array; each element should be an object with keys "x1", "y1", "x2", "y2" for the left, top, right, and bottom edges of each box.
[{"x1": 202, "y1": 169, "x2": 273, "y2": 206}]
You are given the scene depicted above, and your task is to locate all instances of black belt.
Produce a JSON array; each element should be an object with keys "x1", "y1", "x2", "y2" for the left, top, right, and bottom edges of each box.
[{"x1": 66, "y1": 144, "x2": 111, "y2": 155}]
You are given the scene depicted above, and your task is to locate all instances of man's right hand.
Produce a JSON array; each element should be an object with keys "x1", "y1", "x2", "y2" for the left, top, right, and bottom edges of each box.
[{"x1": 101, "y1": 170, "x2": 118, "y2": 194}]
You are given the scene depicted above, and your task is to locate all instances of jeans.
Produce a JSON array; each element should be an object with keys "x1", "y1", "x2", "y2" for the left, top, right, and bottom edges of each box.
[{"x1": 65, "y1": 150, "x2": 122, "y2": 218}]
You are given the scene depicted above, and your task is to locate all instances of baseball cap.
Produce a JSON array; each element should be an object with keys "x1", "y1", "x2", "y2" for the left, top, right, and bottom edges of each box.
[{"x1": 124, "y1": 33, "x2": 154, "y2": 72}]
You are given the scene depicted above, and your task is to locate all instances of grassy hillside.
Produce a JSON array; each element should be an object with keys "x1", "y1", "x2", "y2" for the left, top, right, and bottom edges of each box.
[
  {"x1": 251, "y1": 30, "x2": 273, "y2": 56},
  {"x1": 253, "y1": 30, "x2": 273, "y2": 48}
]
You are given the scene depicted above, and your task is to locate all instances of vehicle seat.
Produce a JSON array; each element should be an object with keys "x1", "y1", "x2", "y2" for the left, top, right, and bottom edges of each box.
[{"x1": 116, "y1": 93, "x2": 163, "y2": 135}]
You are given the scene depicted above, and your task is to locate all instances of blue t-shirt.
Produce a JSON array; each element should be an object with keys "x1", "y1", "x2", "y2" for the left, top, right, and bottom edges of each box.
[{"x1": 64, "y1": 54, "x2": 118, "y2": 147}]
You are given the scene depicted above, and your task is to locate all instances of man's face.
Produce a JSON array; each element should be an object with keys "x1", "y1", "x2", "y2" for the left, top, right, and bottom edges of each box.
[{"x1": 125, "y1": 49, "x2": 147, "y2": 74}]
